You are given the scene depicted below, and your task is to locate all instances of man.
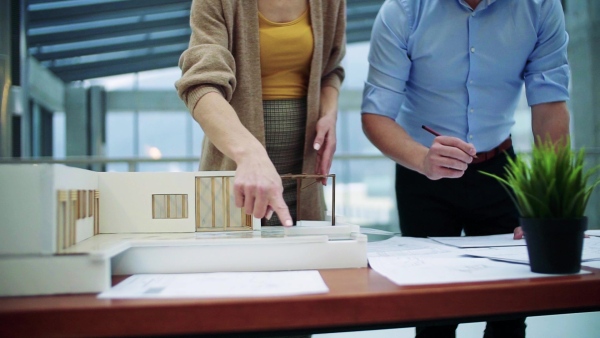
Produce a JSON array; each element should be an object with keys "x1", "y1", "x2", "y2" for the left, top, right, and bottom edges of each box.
[{"x1": 361, "y1": 0, "x2": 570, "y2": 337}]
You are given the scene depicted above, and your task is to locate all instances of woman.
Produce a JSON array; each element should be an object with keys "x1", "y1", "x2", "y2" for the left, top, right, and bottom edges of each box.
[{"x1": 176, "y1": 0, "x2": 346, "y2": 226}]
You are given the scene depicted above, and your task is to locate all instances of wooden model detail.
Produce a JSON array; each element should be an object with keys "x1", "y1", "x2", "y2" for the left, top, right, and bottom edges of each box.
[
  {"x1": 57, "y1": 191, "x2": 67, "y2": 252},
  {"x1": 56, "y1": 189, "x2": 99, "y2": 252},
  {"x1": 88, "y1": 190, "x2": 93, "y2": 218},
  {"x1": 281, "y1": 173, "x2": 336, "y2": 225},
  {"x1": 152, "y1": 194, "x2": 188, "y2": 219},
  {"x1": 94, "y1": 190, "x2": 100, "y2": 235},
  {"x1": 195, "y1": 176, "x2": 252, "y2": 232}
]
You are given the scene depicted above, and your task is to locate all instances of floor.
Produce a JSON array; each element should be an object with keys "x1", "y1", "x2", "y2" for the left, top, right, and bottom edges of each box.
[{"x1": 314, "y1": 311, "x2": 600, "y2": 337}]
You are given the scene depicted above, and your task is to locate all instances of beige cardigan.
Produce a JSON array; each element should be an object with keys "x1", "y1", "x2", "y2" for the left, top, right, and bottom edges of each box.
[{"x1": 176, "y1": 0, "x2": 346, "y2": 221}]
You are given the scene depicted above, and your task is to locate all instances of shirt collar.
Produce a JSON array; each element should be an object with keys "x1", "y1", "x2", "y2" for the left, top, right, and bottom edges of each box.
[{"x1": 457, "y1": 0, "x2": 497, "y2": 12}]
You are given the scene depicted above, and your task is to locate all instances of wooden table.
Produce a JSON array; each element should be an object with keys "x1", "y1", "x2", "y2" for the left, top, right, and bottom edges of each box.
[{"x1": 1, "y1": 267, "x2": 599, "y2": 337}]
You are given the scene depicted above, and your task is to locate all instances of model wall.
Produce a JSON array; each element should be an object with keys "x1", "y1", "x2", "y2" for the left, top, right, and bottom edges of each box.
[
  {"x1": 98, "y1": 172, "x2": 199, "y2": 233},
  {"x1": 0, "y1": 164, "x2": 98, "y2": 255}
]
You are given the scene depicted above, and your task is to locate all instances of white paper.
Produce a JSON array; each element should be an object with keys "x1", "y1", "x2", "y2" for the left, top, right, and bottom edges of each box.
[
  {"x1": 368, "y1": 255, "x2": 574, "y2": 285},
  {"x1": 586, "y1": 230, "x2": 600, "y2": 237},
  {"x1": 97, "y1": 270, "x2": 329, "y2": 299},
  {"x1": 428, "y1": 234, "x2": 526, "y2": 248},
  {"x1": 463, "y1": 237, "x2": 600, "y2": 264},
  {"x1": 582, "y1": 260, "x2": 600, "y2": 269},
  {"x1": 367, "y1": 236, "x2": 589, "y2": 286},
  {"x1": 368, "y1": 236, "x2": 461, "y2": 258},
  {"x1": 462, "y1": 246, "x2": 531, "y2": 264}
]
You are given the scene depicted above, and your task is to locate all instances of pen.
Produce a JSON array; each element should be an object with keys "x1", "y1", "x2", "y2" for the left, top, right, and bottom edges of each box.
[
  {"x1": 421, "y1": 125, "x2": 441, "y2": 137},
  {"x1": 421, "y1": 125, "x2": 477, "y2": 159}
]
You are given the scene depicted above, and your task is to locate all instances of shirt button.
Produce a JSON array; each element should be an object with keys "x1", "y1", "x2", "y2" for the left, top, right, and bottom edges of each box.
[
  {"x1": 470, "y1": 108, "x2": 474, "y2": 113},
  {"x1": 472, "y1": 13, "x2": 476, "y2": 17},
  {"x1": 471, "y1": 47, "x2": 475, "y2": 53},
  {"x1": 469, "y1": 135, "x2": 473, "y2": 139},
  {"x1": 469, "y1": 80, "x2": 473, "y2": 84}
]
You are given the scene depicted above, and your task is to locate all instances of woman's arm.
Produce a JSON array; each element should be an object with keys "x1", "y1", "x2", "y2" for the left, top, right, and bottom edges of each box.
[
  {"x1": 314, "y1": 86, "x2": 339, "y2": 185},
  {"x1": 313, "y1": 0, "x2": 346, "y2": 184},
  {"x1": 177, "y1": 0, "x2": 292, "y2": 226},
  {"x1": 194, "y1": 93, "x2": 292, "y2": 225}
]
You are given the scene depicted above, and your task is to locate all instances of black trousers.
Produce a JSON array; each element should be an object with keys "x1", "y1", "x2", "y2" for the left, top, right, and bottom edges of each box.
[{"x1": 395, "y1": 147, "x2": 526, "y2": 338}]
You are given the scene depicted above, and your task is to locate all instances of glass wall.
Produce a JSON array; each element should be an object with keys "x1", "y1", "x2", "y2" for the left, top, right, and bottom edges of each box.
[
  {"x1": 105, "y1": 110, "x2": 201, "y2": 172},
  {"x1": 53, "y1": 31, "x2": 599, "y2": 230}
]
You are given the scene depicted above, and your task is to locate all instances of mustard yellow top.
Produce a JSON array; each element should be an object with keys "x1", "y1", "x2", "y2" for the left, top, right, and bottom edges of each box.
[{"x1": 259, "y1": 10, "x2": 314, "y2": 100}]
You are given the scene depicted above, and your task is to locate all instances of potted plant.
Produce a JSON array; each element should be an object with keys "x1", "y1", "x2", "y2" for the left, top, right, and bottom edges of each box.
[{"x1": 480, "y1": 137, "x2": 600, "y2": 274}]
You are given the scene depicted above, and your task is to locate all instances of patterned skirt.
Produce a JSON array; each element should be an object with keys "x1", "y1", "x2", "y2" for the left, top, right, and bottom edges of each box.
[{"x1": 263, "y1": 98, "x2": 307, "y2": 226}]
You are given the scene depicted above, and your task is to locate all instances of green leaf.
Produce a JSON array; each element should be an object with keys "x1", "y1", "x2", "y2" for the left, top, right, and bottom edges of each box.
[{"x1": 478, "y1": 136, "x2": 600, "y2": 220}]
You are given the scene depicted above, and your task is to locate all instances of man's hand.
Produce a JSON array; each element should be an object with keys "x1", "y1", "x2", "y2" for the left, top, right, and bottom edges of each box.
[
  {"x1": 422, "y1": 136, "x2": 477, "y2": 180},
  {"x1": 233, "y1": 155, "x2": 293, "y2": 227},
  {"x1": 513, "y1": 226, "x2": 524, "y2": 239}
]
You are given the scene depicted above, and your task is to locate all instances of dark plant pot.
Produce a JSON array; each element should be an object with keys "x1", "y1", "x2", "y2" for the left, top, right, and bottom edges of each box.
[{"x1": 519, "y1": 217, "x2": 587, "y2": 274}]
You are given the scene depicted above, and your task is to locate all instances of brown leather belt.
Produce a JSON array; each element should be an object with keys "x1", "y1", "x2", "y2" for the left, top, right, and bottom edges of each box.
[{"x1": 471, "y1": 138, "x2": 512, "y2": 164}]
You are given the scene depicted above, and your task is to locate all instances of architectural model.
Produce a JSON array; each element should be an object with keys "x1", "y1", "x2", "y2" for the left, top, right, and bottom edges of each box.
[{"x1": 0, "y1": 164, "x2": 367, "y2": 296}]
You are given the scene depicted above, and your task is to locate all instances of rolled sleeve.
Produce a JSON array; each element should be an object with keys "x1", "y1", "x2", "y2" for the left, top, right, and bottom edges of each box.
[
  {"x1": 524, "y1": 0, "x2": 570, "y2": 106},
  {"x1": 362, "y1": 77, "x2": 405, "y2": 120},
  {"x1": 361, "y1": 0, "x2": 411, "y2": 120},
  {"x1": 175, "y1": 0, "x2": 237, "y2": 113},
  {"x1": 525, "y1": 63, "x2": 570, "y2": 106}
]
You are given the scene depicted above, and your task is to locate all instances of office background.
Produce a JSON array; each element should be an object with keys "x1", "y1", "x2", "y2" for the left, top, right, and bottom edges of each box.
[
  {"x1": 2, "y1": 0, "x2": 599, "y2": 234},
  {"x1": 0, "y1": 0, "x2": 600, "y2": 338},
  {"x1": 0, "y1": 1, "x2": 599, "y2": 336}
]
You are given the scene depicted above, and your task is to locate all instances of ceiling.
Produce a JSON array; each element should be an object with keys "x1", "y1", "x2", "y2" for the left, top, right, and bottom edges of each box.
[{"x1": 27, "y1": 0, "x2": 385, "y2": 83}]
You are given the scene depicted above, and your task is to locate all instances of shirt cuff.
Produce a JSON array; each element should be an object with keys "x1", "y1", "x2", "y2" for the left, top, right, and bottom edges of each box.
[
  {"x1": 360, "y1": 82, "x2": 404, "y2": 120},
  {"x1": 322, "y1": 72, "x2": 343, "y2": 92},
  {"x1": 525, "y1": 64, "x2": 570, "y2": 106},
  {"x1": 186, "y1": 85, "x2": 225, "y2": 114}
]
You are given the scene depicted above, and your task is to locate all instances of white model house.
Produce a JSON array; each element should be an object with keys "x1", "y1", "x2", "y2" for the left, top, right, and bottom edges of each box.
[{"x1": 0, "y1": 164, "x2": 367, "y2": 296}]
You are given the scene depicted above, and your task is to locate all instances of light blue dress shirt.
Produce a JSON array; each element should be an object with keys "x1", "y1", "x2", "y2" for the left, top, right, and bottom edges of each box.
[{"x1": 361, "y1": 0, "x2": 570, "y2": 152}]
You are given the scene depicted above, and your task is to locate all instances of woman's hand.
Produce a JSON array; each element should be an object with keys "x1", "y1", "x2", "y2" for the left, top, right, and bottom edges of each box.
[
  {"x1": 193, "y1": 93, "x2": 293, "y2": 226},
  {"x1": 314, "y1": 113, "x2": 337, "y2": 185},
  {"x1": 314, "y1": 86, "x2": 339, "y2": 185},
  {"x1": 234, "y1": 154, "x2": 293, "y2": 226}
]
